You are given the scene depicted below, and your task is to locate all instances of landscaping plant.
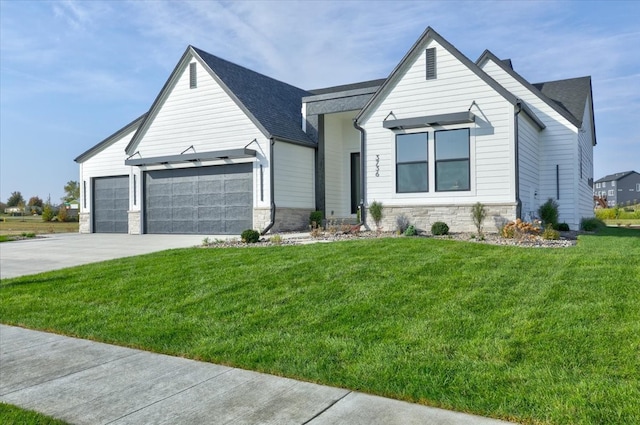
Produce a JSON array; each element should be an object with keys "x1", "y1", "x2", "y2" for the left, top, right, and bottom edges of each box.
[
  {"x1": 396, "y1": 214, "x2": 410, "y2": 234},
  {"x1": 471, "y1": 202, "x2": 487, "y2": 236},
  {"x1": 580, "y1": 217, "x2": 605, "y2": 231},
  {"x1": 404, "y1": 225, "x2": 417, "y2": 236},
  {"x1": 369, "y1": 201, "x2": 384, "y2": 230},
  {"x1": 240, "y1": 229, "x2": 260, "y2": 243},
  {"x1": 309, "y1": 210, "x2": 323, "y2": 228},
  {"x1": 431, "y1": 221, "x2": 449, "y2": 235},
  {"x1": 538, "y1": 198, "x2": 559, "y2": 227}
]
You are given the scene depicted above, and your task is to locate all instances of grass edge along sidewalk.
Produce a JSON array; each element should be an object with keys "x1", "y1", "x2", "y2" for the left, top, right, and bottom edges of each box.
[{"x1": 1, "y1": 227, "x2": 639, "y2": 424}]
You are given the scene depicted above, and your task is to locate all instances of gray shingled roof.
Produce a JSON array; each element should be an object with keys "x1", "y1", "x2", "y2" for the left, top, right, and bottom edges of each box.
[
  {"x1": 595, "y1": 171, "x2": 639, "y2": 183},
  {"x1": 307, "y1": 79, "x2": 386, "y2": 96},
  {"x1": 192, "y1": 47, "x2": 314, "y2": 145},
  {"x1": 532, "y1": 76, "x2": 591, "y2": 125}
]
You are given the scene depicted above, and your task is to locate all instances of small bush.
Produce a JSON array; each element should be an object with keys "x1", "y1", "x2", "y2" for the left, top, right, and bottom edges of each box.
[
  {"x1": 580, "y1": 217, "x2": 605, "y2": 231},
  {"x1": 241, "y1": 229, "x2": 260, "y2": 243},
  {"x1": 269, "y1": 234, "x2": 283, "y2": 245},
  {"x1": 431, "y1": 221, "x2": 449, "y2": 236},
  {"x1": 471, "y1": 202, "x2": 487, "y2": 236},
  {"x1": 396, "y1": 214, "x2": 410, "y2": 234},
  {"x1": 42, "y1": 204, "x2": 55, "y2": 222},
  {"x1": 309, "y1": 211, "x2": 323, "y2": 228},
  {"x1": 555, "y1": 222, "x2": 570, "y2": 231},
  {"x1": 501, "y1": 219, "x2": 540, "y2": 239},
  {"x1": 404, "y1": 225, "x2": 417, "y2": 236},
  {"x1": 595, "y1": 209, "x2": 615, "y2": 220},
  {"x1": 538, "y1": 198, "x2": 559, "y2": 227},
  {"x1": 369, "y1": 201, "x2": 384, "y2": 229},
  {"x1": 542, "y1": 225, "x2": 560, "y2": 240}
]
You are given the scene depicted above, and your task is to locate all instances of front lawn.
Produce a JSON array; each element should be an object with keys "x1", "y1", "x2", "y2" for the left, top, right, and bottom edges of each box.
[
  {"x1": 0, "y1": 403, "x2": 70, "y2": 424},
  {"x1": 1, "y1": 228, "x2": 638, "y2": 424}
]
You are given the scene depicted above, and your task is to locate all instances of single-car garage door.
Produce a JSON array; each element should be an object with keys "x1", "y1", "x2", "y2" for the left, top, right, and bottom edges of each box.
[
  {"x1": 144, "y1": 164, "x2": 253, "y2": 234},
  {"x1": 93, "y1": 176, "x2": 129, "y2": 233}
]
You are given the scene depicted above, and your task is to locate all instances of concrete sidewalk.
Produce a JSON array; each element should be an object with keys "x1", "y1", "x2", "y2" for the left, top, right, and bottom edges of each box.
[{"x1": 0, "y1": 325, "x2": 515, "y2": 425}]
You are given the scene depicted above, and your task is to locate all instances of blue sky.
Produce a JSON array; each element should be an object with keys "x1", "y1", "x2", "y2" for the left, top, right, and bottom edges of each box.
[{"x1": 1, "y1": 0, "x2": 638, "y2": 204}]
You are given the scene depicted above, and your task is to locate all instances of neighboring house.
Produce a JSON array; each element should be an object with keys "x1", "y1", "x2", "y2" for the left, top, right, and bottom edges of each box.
[
  {"x1": 75, "y1": 27, "x2": 596, "y2": 234},
  {"x1": 594, "y1": 171, "x2": 640, "y2": 207}
]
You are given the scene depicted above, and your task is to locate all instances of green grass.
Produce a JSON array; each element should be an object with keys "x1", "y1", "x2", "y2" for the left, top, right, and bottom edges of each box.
[
  {"x1": 1, "y1": 228, "x2": 639, "y2": 424},
  {"x1": 0, "y1": 403, "x2": 69, "y2": 424},
  {"x1": 0, "y1": 216, "x2": 78, "y2": 236}
]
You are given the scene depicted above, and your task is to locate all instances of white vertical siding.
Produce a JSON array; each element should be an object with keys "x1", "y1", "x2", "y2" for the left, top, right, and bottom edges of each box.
[
  {"x1": 130, "y1": 56, "x2": 272, "y2": 209},
  {"x1": 80, "y1": 126, "x2": 137, "y2": 214},
  {"x1": 324, "y1": 112, "x2": 360, "y2": 217},
  {"x1": 518, "y1": 113, "x2": 540, "y2": 220},
  {"x1": 362, "y1": 39, "x2": 515, "y2": 207},
  {"x1": 135, "y1": 58, "x2": 267, "y2": 157},
  {"x1": 274, "y1": 142, "x2": 315, "y2": 209},
  {"x1": 481, "y1": 58, "x2": 581, "y2": 228}
]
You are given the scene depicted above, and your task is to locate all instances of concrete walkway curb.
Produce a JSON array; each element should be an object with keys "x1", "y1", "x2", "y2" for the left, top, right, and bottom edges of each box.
[{"x1": 1, "y1": 325, "x2": 515, "y2": 425}]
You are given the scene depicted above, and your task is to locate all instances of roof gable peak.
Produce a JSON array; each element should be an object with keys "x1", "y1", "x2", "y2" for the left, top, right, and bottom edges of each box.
[{"x1": 356, "y1": 27, "x2": 516, "y2": 123}]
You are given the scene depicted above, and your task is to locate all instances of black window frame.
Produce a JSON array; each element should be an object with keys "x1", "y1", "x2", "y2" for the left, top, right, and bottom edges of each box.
[
  {"x1": 434, "y1": 128, "x2": 470, "y2": 192},
  {"x1": 396, "y1": 132, "x2": 428, "y2": 193}
]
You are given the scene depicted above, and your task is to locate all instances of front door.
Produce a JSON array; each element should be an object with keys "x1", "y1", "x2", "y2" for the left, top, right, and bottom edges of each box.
[{"x1": 350, "y1": 152, "x2": 361, "y2": 214}]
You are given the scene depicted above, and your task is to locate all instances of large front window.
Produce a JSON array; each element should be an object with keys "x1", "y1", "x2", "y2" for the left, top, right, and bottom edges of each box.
[
  {"x1": 396, "y1": 133, "x2": 428, "y2": 193},
  {"x1": 435, "y1": 129, "x2": 470, "y2": 191}
]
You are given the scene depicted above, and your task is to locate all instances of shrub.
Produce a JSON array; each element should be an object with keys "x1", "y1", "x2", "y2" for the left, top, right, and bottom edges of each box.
[
  {"x1": 538, "y1": 198, "x2": 559, "y2": 227},
  {"x1": 269, "y1": 234, "x2": 283, "y2": 245},
  {"x1": 42, "y1": 204, "x2": 55, "y2": 222},
  {"x1": 56, "y1": 207, "x2": 68, "y2": 222},
  {"x1": 580, "y1": 217, "x2": 605, "y2": 231},
  {"x1": 555, "y1": 222, "x2": 570, "y2": 231},
  {"x1": 396, "y1": 214, "x2": 410, "y2": 234},
  {"x1": 471, "y1": 202, "x2": 487, "y2": 236},
  {"x1": 404, "y1": 225, "x2": 417, "y2": 236},
  {"x1": 241, "y1": 229, "x2": 260, "y2": 243},
  {"x1": 542, "y1": 225, "x2": 560, "y2": 240},
  {"x1": 431, "y1": 221, "x2": 449, "y2": 236},
  {"x1": 369, "y1": 201, "x2": 384, "y2": 229},
  {"x1": 595, "y1": 208, "x2": 616, "y2": 220},
  {"x1": 309, "y1": 211, "x2": 323, "y2": 228},
  {"x1": 501, "y1": 219, "x2": 540, "y2": 239}
]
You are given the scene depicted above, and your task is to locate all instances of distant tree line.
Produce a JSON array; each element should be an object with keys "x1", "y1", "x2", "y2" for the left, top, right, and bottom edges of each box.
[{"x1": 3, "y1": 181, "x2": 80, "y2": 222}]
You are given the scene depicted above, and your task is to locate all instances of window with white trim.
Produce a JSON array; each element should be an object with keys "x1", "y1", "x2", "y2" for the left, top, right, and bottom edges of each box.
[
  {"x1": 396, "y1": 133, "x2": 428, "y2": 193},
  {"x1": 608, "y1": 189, "x2": 615, "y2": 196},
  {"x1": 636, "y1": 183, "x2": 640, "y2": 191},
  {"x1": 435, "y1": 129, "x2": 470, "y2": 191},
  {"x1": 612, "y1": 181, "x2": 616, "y2": 187}
]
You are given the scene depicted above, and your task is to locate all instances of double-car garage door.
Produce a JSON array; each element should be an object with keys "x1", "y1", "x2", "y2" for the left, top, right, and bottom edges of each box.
[
  {"x1": 92, "y1": 164, "x2": 253, "y2": 234},
  {"x1": 144, "y1": 164, "x2": 253, "y2": 234}
]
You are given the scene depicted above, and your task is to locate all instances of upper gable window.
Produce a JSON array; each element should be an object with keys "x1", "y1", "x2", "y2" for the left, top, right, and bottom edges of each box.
[
  {"x1": 189, "y1": 62, "x2": 197, "y2": 89},
  {"x1": 426, "y1": 48, "x2": 436, "y2": 80}
]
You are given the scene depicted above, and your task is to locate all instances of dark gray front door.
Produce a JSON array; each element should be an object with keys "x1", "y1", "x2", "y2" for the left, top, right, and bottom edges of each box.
[
  {"x1": 144, "y1": 164, "x2": 253, "y2": 234},
  {"x1": 93, "y1": 176, "x2": 129, "y2": 233}
]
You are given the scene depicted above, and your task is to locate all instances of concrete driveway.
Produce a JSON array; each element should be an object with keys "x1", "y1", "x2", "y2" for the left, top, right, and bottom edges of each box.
[{"x1": 0, "y1": 233, "x2": 216, "y2": 279}]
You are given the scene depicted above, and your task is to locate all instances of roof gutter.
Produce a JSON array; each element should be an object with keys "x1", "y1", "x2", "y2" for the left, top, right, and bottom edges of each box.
[
  {"x1": 261, "y1": 137, "x2": 276, "y2": 235},
  {"x1": 352, "y1": 119, "x2": 366, "y2": 229},
  {"x1": 514, "y1": 101, "x2": 522, "y2": 219}
]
